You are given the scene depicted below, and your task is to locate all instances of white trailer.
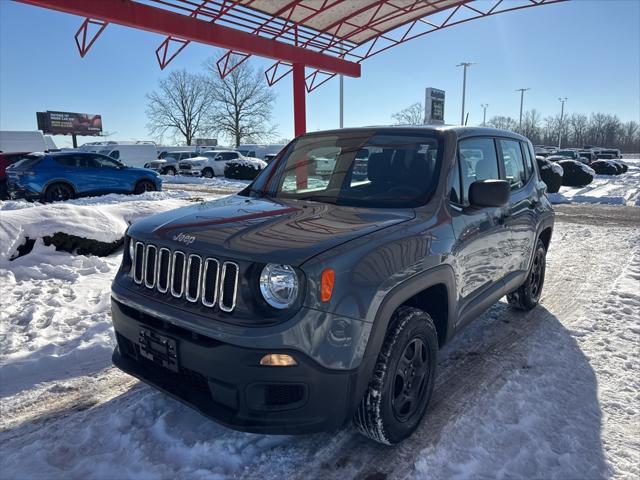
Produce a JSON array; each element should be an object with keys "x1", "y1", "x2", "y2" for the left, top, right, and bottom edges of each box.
[
  {"x1": 236, "y1": 144, "x2": 286, "y2": 160},
  {"x1": 79, "y1": 141, "x2": 159, "y2": 167},
  {"x1": 0, "y1": 131, "x2": 56, "y2": 153}
]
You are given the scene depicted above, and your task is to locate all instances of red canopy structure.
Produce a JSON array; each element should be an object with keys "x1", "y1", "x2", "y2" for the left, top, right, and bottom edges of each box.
[{"x1": 16, "y1": 0, "x2": 568, "y2": 136}]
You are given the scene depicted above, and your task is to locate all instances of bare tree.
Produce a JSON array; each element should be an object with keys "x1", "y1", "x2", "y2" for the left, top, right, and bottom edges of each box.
[
  {"x1": 146, "y1": 70, "x2": 216, "y2": 145},
  {"x1": 205, "y1": 58, "x2": 277, "y2": 147},
  {"x1": 568, "y1": 113, "x2": 589, "y2": 148},
  {"x1": 487, "y1": 115, "x2": 518, "y2": 132},
  {"x1": 391, "y1": 102, "x2": 424, "y2": 125},
  {"x1": 518, "y1": 109, "x2": 542, "y2": 143}
]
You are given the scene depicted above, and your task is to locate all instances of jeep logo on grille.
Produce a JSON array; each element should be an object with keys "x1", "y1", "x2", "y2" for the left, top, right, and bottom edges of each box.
[{"x1": 173, "y1": 233, "x2": 196, "y2": 245}]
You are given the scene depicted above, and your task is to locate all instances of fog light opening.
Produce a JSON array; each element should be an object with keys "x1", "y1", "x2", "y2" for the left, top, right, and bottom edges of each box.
[{"x1": 260, "y1": 354, "x2": 297, "y2": 366}]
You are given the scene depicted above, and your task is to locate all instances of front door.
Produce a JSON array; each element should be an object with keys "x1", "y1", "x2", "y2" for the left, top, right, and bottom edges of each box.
[{"x1": 449, "y1": 137, "x2": 512, "y2": 319}]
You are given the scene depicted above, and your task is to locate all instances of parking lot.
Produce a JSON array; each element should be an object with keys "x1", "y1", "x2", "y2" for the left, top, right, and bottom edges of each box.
[{"x1": 1, "y1": 161, "x2": 639, "y2": 479}]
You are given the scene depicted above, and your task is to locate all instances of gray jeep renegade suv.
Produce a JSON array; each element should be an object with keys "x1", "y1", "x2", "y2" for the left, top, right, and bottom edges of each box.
[{"x1": 111, "y1": 126, "x2": 554, "y2": 444}]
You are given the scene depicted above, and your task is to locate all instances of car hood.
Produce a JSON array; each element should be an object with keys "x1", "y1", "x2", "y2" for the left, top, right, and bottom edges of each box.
[{"x1": 128, "y1": 194, "x2": 415, "y2": 265}]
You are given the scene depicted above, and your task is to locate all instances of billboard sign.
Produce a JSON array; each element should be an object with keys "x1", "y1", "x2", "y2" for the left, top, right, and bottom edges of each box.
[
  {"x1": 424, "y1": 88, "x2": 445, "y2": 124},
  {"x1": 37, "y1": 111, "x2": 103, "y2": 136}
]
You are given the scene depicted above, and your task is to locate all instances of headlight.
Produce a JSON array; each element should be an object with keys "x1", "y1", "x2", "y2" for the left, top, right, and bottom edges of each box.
[
  {"x1": 128, "y1": 237, "x2": 135, "y2": 262},
  {"x1": 259, "y1": 264, "x2": 299, "y2": 309}
]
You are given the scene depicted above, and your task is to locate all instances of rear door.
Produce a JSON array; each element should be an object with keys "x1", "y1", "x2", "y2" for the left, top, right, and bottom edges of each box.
[
  {"x1": 497, "y1": 138, "x2": 538, "y2": 274},
  {"x1": 449, "y1": 137, "x2": 512, "y2": 314}
]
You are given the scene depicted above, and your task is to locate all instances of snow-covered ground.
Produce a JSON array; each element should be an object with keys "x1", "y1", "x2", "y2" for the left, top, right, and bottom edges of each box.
[
  {"x1": 549, "y1": 158, "x2": 640, "y2": 207},
  {"x1": 1, "y1": 188, "x2": 639, "y2": 479}
]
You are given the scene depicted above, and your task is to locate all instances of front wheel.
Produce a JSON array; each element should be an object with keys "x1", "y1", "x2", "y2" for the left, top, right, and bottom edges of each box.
[
  {"x1": 134, "y1": 180, "x2": 157, "y2": 194},
  {"x1": 507, "y1": 239, "x2": 547, "y2": 310},
  {"x1": 164, "y1": 167, "x2": 177, "y2": 176},
  {"x1": 354, "y1": 306, "x2": 438, "y2": 445},
  {"x1": 44, "y1": 183, "x2": 74, "y2": 202}
]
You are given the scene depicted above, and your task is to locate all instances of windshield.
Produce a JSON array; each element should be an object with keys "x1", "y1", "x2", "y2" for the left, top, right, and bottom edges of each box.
[{"x1": 248, "y1": 130, "x2": 442, "y2": 208}]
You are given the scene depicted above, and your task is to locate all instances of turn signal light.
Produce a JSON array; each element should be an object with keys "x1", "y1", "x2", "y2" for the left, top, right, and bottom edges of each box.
[
  {"x1": 321, "y1": 268, "x2": 335, "y2": 302},
  {"x1": 260, "y1": 354, "x2": 297, "y2": 366}
]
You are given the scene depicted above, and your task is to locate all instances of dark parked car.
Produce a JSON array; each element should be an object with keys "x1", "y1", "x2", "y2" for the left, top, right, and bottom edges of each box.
[
  {"x1": 7, "y1": 152, "x2": 162, "y2": 202},
  {"x1": 0, "y1": 151, "x2": 30, "y2": 199},
  {"x1": 536, "y1": 155, "x2": 563, "y2": 193},
  {"x1": 591, "y1": 160, "x2": 620, "y2": 175},
  {"x1": 111, "y1": 126, "x2": 554, "y2": 445},
  {"x1": 557, "y1": 159, "x2": 595, "y2": 186},
  {"x1": 577, "y1": 150, "x2": 597, "y2": 164},
  {"x1": 146, "y1": 151, "x2": 199, "y2": 175}
]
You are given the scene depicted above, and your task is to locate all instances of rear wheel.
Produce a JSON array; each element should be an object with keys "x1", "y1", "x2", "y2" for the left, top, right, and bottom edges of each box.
[
  {"x1": 202, "y1": 168, "x2": 214, "y2": 178},
  {"x1": 44, "y1": 183, "x2": 74, "y2": 202},
  {"x1": 507, "y1": 239, "x2": 547, "y2": 310},
  {"x1": 354, "y1": 306, "x2": 438, "y2": 445},
  {"x1": 164, "y1": 167, "x2": 177, "y2": 176},
  {"x1": 134, "y1": 180, "x2": 156, "y2": 194}
]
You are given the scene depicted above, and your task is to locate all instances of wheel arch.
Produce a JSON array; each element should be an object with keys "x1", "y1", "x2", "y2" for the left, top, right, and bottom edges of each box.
[{"x1": 43, "y1": 179, "x2": 77, "y2": 194}]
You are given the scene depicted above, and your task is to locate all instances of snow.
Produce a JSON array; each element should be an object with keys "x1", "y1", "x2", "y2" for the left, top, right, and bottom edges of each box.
[
  {"x1": 228, "y1": 157, "x2": 268, "y2": 170},
  {"x1": 1, "y1": 210, "x2": 639, "y2": 478},
  {"x1": 160, "y1": 175, "x2": 250, "y2": 191},
  {"x1": 549, "y1": 157, "x2": 640, "y2": 206},
  {"x1": 0, "y1": 191, "x2": 194, "y2": 261}
]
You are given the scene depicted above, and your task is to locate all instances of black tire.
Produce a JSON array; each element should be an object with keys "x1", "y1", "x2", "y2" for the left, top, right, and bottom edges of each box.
[
  {"x1": 134, "y1": 179, "x2": 156, "y2": 194},
  {"x1": 507, "y1": 239, "x2": 547, "y2": 310},
  {"x1": 354, "y1": 306, "x2": 438, "y2": 445},
  {"x1": 202, "y1": 168, "x2": 214, "y2": 178},
  {"x1": 164, "y1": 167, "x2": 177, "y2": 176},
  {"x1": 44, "y1": 183, "x2": 74, "y2": 202}
]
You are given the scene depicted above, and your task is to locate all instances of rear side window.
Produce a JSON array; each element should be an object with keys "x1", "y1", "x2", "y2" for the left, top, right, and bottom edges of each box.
[
  {"x1": 499, "y1": 139, "x2": 527, "y2": 190},
  {"x1": 458, "y1": 138, "x2": 500, "y2": 204},
  {"x1": 521, "y1": 142, "x2": 535, "y2": 177},
  {"x1": 55, "y1": 155, "x2": 96, "y2": 168}
]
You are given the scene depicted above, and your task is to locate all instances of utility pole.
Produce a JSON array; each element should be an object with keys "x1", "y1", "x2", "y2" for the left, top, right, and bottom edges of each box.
[
  {"x1": 558, "y1": 97, "x2": 568, "y2": 148},
  {"x1": 339, "y1": 75, "x2": 344, "y2": 128},
  {"x1": 516, "y1": 88, "x2": 530, "y2": 130},
  {"x1": 457, "y1": 62, "x2": 474, "y2": 125},
  {"x1": 481, "y1": 104, "x2": 488, "y2": 126}
]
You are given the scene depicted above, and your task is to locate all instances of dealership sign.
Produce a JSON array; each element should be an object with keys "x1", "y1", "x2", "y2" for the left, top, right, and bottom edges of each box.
[
  {"x1": 37, "y1": 111, "x2": 103, "y2": 136},
  {"x1": 424, "y1": 88, "x2": 445, "y2": 124}
]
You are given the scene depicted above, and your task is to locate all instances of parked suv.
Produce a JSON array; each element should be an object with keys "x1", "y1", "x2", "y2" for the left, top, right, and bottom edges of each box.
[
  {"x1": 146, "y1": 151, "x2": 199, "y2": 175},
  {"x1": 178, "y1": 150, "x2": 242, "y2": 178},
  {"x1": 111, "y1": 126, "x2": 554, "y2": 444},
  {"x1": 7, "y1": 152, "x2": 162, "y2": 202}
]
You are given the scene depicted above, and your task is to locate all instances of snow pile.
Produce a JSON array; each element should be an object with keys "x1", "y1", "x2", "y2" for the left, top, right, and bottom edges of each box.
[
  {"x1": 549, "y1": 157, "x2": 640, "y2": 206},
  {"x1": 161, "y1": 174, "x2": 250, "y2": 190},
  {"x1": 1, "y1": 223, "x2": 639, "y2": 479},
  {"x1": 0, "y1": 191, "x2": 192, "y2": 261},
  {"x1": 229, "y1": 157, "x2": 268, "y2": 170}
]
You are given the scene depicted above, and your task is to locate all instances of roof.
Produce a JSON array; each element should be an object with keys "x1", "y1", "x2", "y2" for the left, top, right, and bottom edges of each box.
[{"x1": 141, "y1": 0, "x2": 568, "y2": 90}]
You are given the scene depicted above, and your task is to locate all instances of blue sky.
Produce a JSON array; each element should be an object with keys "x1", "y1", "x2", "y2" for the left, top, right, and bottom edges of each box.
[{"x1": 1, "y1": 0, "x2": 639, "y2": 147}]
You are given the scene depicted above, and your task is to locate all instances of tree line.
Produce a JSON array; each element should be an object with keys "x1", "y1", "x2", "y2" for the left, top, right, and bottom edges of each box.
[
  {"x1": 487, "y1": 110, "x2": 639, "y2": 152},
  {"x1": 146, "y1": 56, "x2": 277, "y2": 147},
  {"x1": 392, "y1": 102, "x2": 639, "y2": 152}
]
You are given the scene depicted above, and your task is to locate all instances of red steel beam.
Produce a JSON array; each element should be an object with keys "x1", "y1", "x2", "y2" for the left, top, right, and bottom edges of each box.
[{"x1": 15, "y1": 0, "x2": 361, "y2": 77}]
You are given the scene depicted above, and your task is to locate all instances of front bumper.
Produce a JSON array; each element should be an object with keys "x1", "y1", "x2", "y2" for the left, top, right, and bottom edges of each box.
[
  {"x1": 179, "y1": 169, "x2": 202, "y2": 176},
  {"x1": 111, "y1": 298, "x2": 362, "y2": 434}
]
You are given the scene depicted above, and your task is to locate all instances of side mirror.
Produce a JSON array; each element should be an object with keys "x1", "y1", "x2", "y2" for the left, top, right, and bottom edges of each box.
[{"x1": 468, "y1": 179, "x2": 510, "y2": 208}]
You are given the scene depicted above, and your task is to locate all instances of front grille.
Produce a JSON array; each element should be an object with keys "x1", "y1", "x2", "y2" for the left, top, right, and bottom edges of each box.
[
  {"x1": 264, "y1": 384, "x2": 305, "y2": 406},
  {"x1": 132, "y1": 241, "x2": 238, "y2": 312}
]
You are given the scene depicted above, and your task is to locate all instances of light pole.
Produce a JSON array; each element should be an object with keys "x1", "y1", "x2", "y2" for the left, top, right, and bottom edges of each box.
[
  {"x1": 457, "y1": 62, "x2": 474, "y2": 125},
  {"x1": 516, "y1": 88, "x2": 530, "y2": 130},
  {"x1": 558, "y1": 97, "x2": 568, "y2": 148},
  {"x1": 481, "y1": 104, "x2": 488, "y2": 126}
]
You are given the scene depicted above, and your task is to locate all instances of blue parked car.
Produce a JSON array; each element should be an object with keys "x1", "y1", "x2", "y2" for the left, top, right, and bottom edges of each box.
[{"x1": 6, "y1": 152, "x2": 162, "y2": 202}]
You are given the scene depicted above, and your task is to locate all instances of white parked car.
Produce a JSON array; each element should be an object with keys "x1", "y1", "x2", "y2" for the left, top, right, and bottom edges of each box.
[{"x1": 178, "y1": 150, "x2": 244, "y2": 177}]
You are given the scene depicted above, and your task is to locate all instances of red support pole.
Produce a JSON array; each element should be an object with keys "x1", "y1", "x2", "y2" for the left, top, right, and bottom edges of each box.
[
  {"x1": 293, "y1": 63, "x2": 307, "y2": 189},
  {"x1": 292, "y1": 63, "x2": 306, "y2": 136}
]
